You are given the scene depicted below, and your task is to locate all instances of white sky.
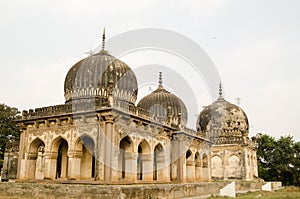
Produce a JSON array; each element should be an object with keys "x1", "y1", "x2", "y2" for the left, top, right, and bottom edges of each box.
[{"x1": 0, "y1": 0, "x2": 299, "y2": 141}]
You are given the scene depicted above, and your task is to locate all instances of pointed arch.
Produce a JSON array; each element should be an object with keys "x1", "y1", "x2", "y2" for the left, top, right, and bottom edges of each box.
[
  {"x1": 29, "y1": 138, "x2": 44, "y2": 153},
  {"x1": 195, "y1": 152, "x2": 200, "y2": 163},
  {"x1": 138, "y1": 140, "x2": 150, "y2": 153},
  {"x1": 51, "y1": 136, "x2": 68, "y2": 152},
  {"x1": 186, "y1": 149, "x2": 193, "y2": 160}
]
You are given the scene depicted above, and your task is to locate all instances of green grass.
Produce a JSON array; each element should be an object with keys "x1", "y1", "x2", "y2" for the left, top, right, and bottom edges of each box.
[{"x1": 208, "y1": 186, "x2": 300, "y2": 199}]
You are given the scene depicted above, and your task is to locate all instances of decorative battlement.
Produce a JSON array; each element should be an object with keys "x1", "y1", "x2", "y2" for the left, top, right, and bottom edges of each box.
[
  {"x1": 5, "y1": 141, "x2": 20, "y2": 152},
  {"x1": 21, "y1": 99, "x2": 110, "y2": 120}
]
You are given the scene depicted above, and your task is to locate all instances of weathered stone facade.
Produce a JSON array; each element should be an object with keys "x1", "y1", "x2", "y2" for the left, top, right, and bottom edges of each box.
[
  {"x1": 198, "y1": 87, "x2": 258, "y2": 181},
  {"x1": 13, "y1": 32, "x2": 257, "y2": 184},
  {"x1": 1, "y1": 141, "x2": 19, "y2": 181}
]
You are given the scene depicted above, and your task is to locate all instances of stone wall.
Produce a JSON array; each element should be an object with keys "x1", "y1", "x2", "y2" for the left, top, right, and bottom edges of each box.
[
  {"x1": 0, "y1": 182, "x2": 227, "y2": 199},
  {"x1": 0, "y1": 181, "x2": 267, "y2": 199}
]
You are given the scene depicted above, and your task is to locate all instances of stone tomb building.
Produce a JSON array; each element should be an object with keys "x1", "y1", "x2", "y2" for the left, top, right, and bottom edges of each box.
[{"x1": 16, "y1": 33, "x2": 258, "y2": 183}]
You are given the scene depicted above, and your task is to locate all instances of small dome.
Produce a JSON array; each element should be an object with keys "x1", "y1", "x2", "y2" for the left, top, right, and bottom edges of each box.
[
  {"x1": 64, "y1": 32, "x2": 138, "y2": 104},
  {"x1": 197, "y1": 86, "x2": 249, "y2": 137},
  {"x1": 137, "y1": 72, "x2": 188, "y2": 126}
]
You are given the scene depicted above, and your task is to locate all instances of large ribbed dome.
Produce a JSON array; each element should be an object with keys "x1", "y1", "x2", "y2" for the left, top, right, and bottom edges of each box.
[
  {"x1": 64, "y1": 50, "x2": 138, "y2": 104},
  {"x1": 197, "y1": 93, "x2": 249, "y2": 136},
  {"x1": 137, "y1": 73, "x2": 188, "y2": 126}
]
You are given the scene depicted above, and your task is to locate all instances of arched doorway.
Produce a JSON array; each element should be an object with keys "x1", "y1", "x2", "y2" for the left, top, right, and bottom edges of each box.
[
  {"x1": 153, "y1": 144, "x2": 163, "y2": 181},
  {"x1": 28, "y1": 138, "x2": 45, "y2": 179},
  {"x1": 119, "y1": 136, "x2": 133, "y2": 180},
  {"x1": 52, "y1": 138, "x2": 68, "y2": 179},
  {"x1": 137, "y1": 140, "x2": 150, "y2": 181},
  {"x1": 79, "y1": 135, "x2": 95, "y2": 179}
]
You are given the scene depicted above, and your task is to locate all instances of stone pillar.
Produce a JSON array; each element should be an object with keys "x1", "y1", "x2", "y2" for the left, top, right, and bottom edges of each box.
[
  {"x1": 195, "y1": 162, "x2": 202, "y2": 181},
  {"x1": 202, "y1": 154, "x2": 210, "y2": 182},
  {"x1": 67, "y1": 150, "x2": 82, "y2": 180},
  {"x1": 95, "y1": 115, "x2": 104, "y2": 181},
  {"x1": 104, "y1": 115, "x2": 114, "y2": 181},
  {"x1": 43, "y1": 152, "x2": 58, "y2": 180},
  {"x1": 142, "y1": 154, "x2": 153, "y2": 181},
  {"x1": 156, "y1": 155, "x2": 169, "y2": 181},
  {"x1": 35, "y1": 150, "x2": 45, "y2": 179},
  {"x1": 171, "y1": 134, "x2": 185, "y2": 182},
  {"x1": 243, "y1": 148, "x2": 249, "y2": 180},
  {"x1": 17, "y1": 129, "x2": 25, "y2": 180},
  {"x1": 223, "y1": 159, "x2": 229, "y2": 180},
  {"x1": 186, "y1": 160, "x2": 195, "y2": 181},
  {"x1": 125, "y1": 153, "x2": 137, "y2": 181},
  {"x1": 26, "y1": 152, "x2": 37, "y2": 179}
]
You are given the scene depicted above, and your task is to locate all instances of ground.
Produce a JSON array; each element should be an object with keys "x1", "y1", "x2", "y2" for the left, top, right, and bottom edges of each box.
[{"x1": 209, "y1": 186, "x2": 300, "y2": 199}]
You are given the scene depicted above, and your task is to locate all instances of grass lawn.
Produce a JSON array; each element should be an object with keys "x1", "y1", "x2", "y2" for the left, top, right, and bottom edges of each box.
[{"x1": 208, "y1": 186, "x2": 300, "y2": 199}]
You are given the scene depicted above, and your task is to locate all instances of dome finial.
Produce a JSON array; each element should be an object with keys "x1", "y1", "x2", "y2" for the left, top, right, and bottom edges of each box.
[
  {"x1": 219, "y1": 82, "x2": 223, "y2": 97},
  {"x1": 101, "y1": 27, "x2": 106, "y2": 51},
  {"x1": 159, "y1": 72, "x2": 163, "y2": 85},
  {"x1": 158, "y1": 72, "x2": 163, "y2": 89}
]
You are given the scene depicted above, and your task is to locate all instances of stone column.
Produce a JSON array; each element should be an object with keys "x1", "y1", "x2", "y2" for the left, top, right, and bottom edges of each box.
[
  {"x1": 142, "y1": 154, "x2": 153, "y2": 181},
  {"x1": 202, "y1": 155, "x2": 209, "y2": 182},
  {"x1": 223, "y1": 160, "x2": 229, "y2": 180},
  {"x1": 26, "y1": 152, "x2": 37, "y2": 179},
  {"x1": 195, "y1": 161, "x2": 202, "y2": 181},
  {"x1": 67, "y1": 150, "x2": 82, "y2": 180},
  {"x1": 125, "y1": 153, "x2": 137, "y2": 181},
  {"x1": 43, "y1": 152, "x2": 58, "y2": 180},
  {"x1": 104, "y1": 115, "x2": 114, "y2": 181},
  {"x1": 156, "y1": 155, "x2": 169, "y2": 181},
  {"x1": 243, "y1": 148, "x2": 250, "y2": 180},
  {"x1": 17, "y1": 129, "x2": 25, "y2": 179},
  {"x1": 95, "y1": 115, "x2": 104, "y2": 181},
  {"x1": 171, "y1": 134, "x2": 185, "y2": 182}
]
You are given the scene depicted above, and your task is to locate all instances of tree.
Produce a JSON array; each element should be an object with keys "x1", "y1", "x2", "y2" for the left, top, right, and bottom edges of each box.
[
  {"x1": 256, "y1": 134, "x2": 300, "y2": 186},
  {"x1": 0, "y1": 103, "x2": 20, "y2": 169}
]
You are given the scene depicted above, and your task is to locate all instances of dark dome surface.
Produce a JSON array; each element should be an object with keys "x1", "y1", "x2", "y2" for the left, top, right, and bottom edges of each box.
[
  {"x1": 137, "y1": 73, "x2": 188, "y2": 126},
  {"x1": 197, "y1": 96, "x2": 249, "y2": 135},
  {"x1": 64, "y1": 51, "x2": 138, "y2": 104}
]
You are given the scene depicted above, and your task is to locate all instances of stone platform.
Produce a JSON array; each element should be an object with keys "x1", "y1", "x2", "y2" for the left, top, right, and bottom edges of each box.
[{"x1": 0, "y1": 180, "x2": 266, "y2": 199}]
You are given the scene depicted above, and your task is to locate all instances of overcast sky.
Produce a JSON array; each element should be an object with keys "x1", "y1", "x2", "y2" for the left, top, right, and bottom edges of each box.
[{"x1": 0, "y1": 0, "x2": 299, "y2": 141}]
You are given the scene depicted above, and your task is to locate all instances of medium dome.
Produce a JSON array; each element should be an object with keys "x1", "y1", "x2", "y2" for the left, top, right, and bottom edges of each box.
[
  {"x1": 64, "y1": 34, "x2": 138, "y2": 105},
  {"x1": 137, "y1": 72, "x2": 188, "y2": 126},
  {"x1": 197, "y1": 89, "x2": 249, "y2": 137}
]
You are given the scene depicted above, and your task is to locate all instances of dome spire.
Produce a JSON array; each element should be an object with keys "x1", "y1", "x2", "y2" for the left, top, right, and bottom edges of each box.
[
  {"x1": 219, "y1": 82, "x2": 222, "y2": 96},
  {"x1": 101, "y1": 27, "x2": 106, "y2": 52},
  {"x1": 158, "y1": 72, "x2": 163, "y2": 89},
  {"x1": 218, "y1": 82, "x2": 224, "y2": 100}
]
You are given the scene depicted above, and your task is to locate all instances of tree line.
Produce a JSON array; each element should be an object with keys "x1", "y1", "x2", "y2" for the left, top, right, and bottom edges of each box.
[
  {"x1": 256, "y1": 134, "x2": 300, "y2": 186},
  {"x1": 0, "y1": 103, "x2": 20, "y2": 169}
]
